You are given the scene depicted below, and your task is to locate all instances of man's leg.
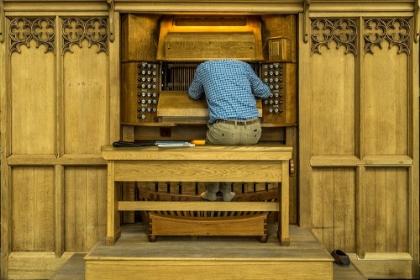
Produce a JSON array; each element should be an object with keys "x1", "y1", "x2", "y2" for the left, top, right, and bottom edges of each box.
[
  {"x1": 204, "y1": 123, "x2": 237, "y2": 201},
  {"x1": 201, "y1": 182, "x2": 219, "y2": 201},
  {"x1": 219, "y1": 182, "x2": 235, "y2": 202}
]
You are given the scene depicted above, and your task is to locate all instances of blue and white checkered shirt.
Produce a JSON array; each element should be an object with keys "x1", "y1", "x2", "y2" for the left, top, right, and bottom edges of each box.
[{"x1": 188, "y1": 60, "x2": 271, "y2": 124}]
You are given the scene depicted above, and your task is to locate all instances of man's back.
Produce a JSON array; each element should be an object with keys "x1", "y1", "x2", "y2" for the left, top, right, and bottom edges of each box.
[{"x1": 188, "y1": 59, "x2": 271, "y2": 124}]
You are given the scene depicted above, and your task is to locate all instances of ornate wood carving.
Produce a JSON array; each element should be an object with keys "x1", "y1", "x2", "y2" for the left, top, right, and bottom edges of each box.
[
  {"x1": 311, "y1": 18, "x2": 357, "y2": 56},
  {"x1": 311, "y1": 18, "x2": 410, "y2": 56},
  {"x1": 62, "y1": 18, "x2": 108, "y2": 55},
  {"x1": 364, "y1": 18, "x2": 410, "y2": 55},
  {"x1": 9, "y1": 17, "x2": 55, "y2": 55}
]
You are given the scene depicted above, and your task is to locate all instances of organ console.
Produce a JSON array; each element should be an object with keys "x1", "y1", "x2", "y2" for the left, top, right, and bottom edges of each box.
[
  {"x1": 122, "y1": 60, "x2": 296, "y2": 126},
  {"x1": 121, "y1": 14, "x2": 297, "y2": 131}
]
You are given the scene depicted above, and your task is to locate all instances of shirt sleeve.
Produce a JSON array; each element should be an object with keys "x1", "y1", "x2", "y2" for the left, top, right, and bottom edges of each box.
[
  {"x1": 246, "y1": 65, "x2": 271, "y2": 99},
  {"x1": 188, "y1": 68, "x2": 204, "y2": 100}
]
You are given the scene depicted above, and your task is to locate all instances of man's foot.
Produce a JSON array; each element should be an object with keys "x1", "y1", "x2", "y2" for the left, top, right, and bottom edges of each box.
[
  {"x1": 223, "y1": 192, "x2": 236, "y2": 202},
  {"x1": 201, "y1": 191, "x2": 217, "y2": 201}
]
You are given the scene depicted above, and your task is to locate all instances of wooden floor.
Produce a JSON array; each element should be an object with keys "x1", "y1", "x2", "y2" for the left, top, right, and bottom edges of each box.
[
  {"x1": 50, "y1": 253, "x2": 85, "y2": 280},
  {"x1": 67, "y1": 223, "x2": 368, "y2": 280}
]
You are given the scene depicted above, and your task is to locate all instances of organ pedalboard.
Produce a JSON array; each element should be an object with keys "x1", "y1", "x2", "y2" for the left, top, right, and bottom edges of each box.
[{"x1": 121, "y1": 61, "x2": 296, "y2": 126}]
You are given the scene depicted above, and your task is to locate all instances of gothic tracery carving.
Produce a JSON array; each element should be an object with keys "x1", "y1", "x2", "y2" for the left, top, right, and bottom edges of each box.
[
  {"x1": 311, "y1": 18, "x2": 410, "y2": 56},
  {"x1": 9, "y1": 17, "x2": 55, "y2": 55},
  {"x1": 311, "y1": 18, "x2": 357, "y2": 56},
  {"x1": 62, "y1": 18, "x2": 108, "y2": 55},
  {"x1": 364, "y1": 18, "x2": 410, "y2": 55}
]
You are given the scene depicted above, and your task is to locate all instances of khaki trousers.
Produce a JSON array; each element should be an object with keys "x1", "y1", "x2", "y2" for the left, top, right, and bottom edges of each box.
[{"x1": 205, "y1": 120, "x2": 262, "y2": 193}]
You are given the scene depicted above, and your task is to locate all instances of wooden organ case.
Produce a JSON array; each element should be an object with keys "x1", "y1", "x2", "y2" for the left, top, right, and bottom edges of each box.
[{"x1": 120, "y1": 14, "x2": 298, "y2": 237}]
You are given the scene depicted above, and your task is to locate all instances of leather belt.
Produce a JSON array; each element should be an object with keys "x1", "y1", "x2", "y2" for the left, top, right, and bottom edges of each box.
[{"x1": 215, "y1": 118, "x2": 260, "y2": 125}]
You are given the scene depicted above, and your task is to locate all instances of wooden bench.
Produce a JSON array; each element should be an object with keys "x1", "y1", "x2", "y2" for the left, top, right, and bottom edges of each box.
[{"x1": 102, "y1": 145, "x2": 293, "y2": 245}]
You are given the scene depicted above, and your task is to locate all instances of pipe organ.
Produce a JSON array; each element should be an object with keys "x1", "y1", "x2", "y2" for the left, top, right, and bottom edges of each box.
[{"x1": 121, "y1": 14, "x2": 297, "y2": 132}]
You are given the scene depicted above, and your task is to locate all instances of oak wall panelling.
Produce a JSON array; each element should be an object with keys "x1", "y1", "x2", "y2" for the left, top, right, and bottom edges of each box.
[
  {"x1": 299, "y1": 12, "x2": 419, "y2": 279},
  {"x1": 1, "y1": 8, "x2": 119, "y2": 279}
]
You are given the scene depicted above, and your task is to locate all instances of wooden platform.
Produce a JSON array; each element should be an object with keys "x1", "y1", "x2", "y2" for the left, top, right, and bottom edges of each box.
[{"x1": 81, "y1": 224, "x2": 366, "y2": 280}]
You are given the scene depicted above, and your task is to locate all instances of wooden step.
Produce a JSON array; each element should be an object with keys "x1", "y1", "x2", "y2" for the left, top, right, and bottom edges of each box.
[
  {"x1": 51, "y1": 252, "x2": 367, "y2": 280},
  {"x1": 84, "y1": 224, "x2": 330, "y2": 280},
  {"x1": 334, "y1": 264, "x2": 367, "y2": 280},
  {"x1": 52, "y1": 224, "x2": 367, "y2": 280}
]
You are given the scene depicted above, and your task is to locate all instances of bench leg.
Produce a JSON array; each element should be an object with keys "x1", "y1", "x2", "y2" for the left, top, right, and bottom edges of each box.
[
  {"x1": 278, "y1": 161, "x2": 290, "y2": 246},
  {"x1": 106, "y1": 162, "x2": 121, "y2": 245}
]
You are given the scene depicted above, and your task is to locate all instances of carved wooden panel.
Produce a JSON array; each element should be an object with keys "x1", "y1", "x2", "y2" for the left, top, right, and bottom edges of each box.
[
  {"x1": 302, "y1": 16, "x2": 416, "y2": 279},
  {"x1": 4, "y1": 15, "x2": 111, "y2": 279}
]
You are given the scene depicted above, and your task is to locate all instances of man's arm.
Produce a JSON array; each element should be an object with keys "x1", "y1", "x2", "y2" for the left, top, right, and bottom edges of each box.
[
  {"x1": 246, "y1": 67, "x2": 271, "y2": 99},
  {"x1": 188, "y1": 71, "x2": 204, "y2": 100}
]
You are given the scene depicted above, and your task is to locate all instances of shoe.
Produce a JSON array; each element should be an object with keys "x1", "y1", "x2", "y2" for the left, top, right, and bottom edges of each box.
[
  {"x1": 331, "y1": 249, "x2": 350, "y2": 266},
  {"x1": 222, "y1": 192, "x2": 236, "y2": 202},
  {"x1": 201, "y1": 191, "x2": 217, "y2": 201}
]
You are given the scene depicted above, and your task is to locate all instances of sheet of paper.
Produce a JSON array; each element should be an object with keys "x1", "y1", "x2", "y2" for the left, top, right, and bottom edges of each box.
[{"x1": 155, "y1": 141, "x2": 195, "y2": 147}]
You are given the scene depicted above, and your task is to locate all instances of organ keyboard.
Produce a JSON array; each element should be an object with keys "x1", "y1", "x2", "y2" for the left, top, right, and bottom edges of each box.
[{"x1": 157, "y1": 91, "x2": 263, "y2": 124}]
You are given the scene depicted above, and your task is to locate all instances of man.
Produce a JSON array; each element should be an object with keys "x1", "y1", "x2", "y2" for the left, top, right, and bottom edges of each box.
[{"x1": 188, "y1": 59, "x2": 271, "y2": 202}]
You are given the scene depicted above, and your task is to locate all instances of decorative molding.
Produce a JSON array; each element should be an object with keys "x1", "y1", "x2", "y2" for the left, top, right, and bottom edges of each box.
[
  {"x1": 303, "y1": 0, "x2": 310, "y2": 44},
  {"x1": 311, "y1": 18, "x2": 357, "y2": 56},
  {"x1": 107, "y1": 0, "x2": 115, "y2": 42},
  {"x1": 364, "y1": 18, "x2": 410, "y2": 55},
  {"x1": 9, "y1": 17, "x2": 55, "y2": 55},
  {"x1": 62, "y1": 17, "x2": 108, "y2": 55},
  {"x1": 0, "y1": 0, "x2": 4, "y2": 43},
  {"x1": 415, "y1": 0, "x2": 419, "y2": 43}
]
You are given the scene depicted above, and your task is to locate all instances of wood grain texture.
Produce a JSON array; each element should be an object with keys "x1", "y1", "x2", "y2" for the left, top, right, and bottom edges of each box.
[
  {"x1": 52, "y1": 251, "x2": 366, "y2": 280},
  {"x1": 157, "y1": 16, "x2": 263, "y2": 61},
  {"x1": 121, "y1": 13, "x2": 160, "y2": 62},
  {"x1": 11, "y1": 40, "x2": 56, "y2": 155},
  {"x1": 149, "y1": 212, "x2": 267, "y2": 236},
  {"x1": 362, "y1": 40, "x2": 408, "y2": 156},
  {"x1": 157, "y1": 91, "x2": 263, "y2": 120},
  {"x1": 11, "y1": 167, "x2": 55, "y2": 251},
  {"x1": 86, "y1": 224, "x2": 334, "y2": 280},
  {"x1": 8, "y1": 252, "x2": 74, "y2": 280},
  {"x1": 102, "y1": 145, "x2": 292, "y2": 161},
  {"x1": 299, "y1": 12, "x2": 418, "y2": 279},
  {"x1": 114, "y1": 161, "x2": 282, "y2": 182},
  {"x1": 63, "y1": 40, "x2": 109, "y2": 154},
  {"x1": 64, "y1": 167, "x2": 107, "y2": 252}
]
